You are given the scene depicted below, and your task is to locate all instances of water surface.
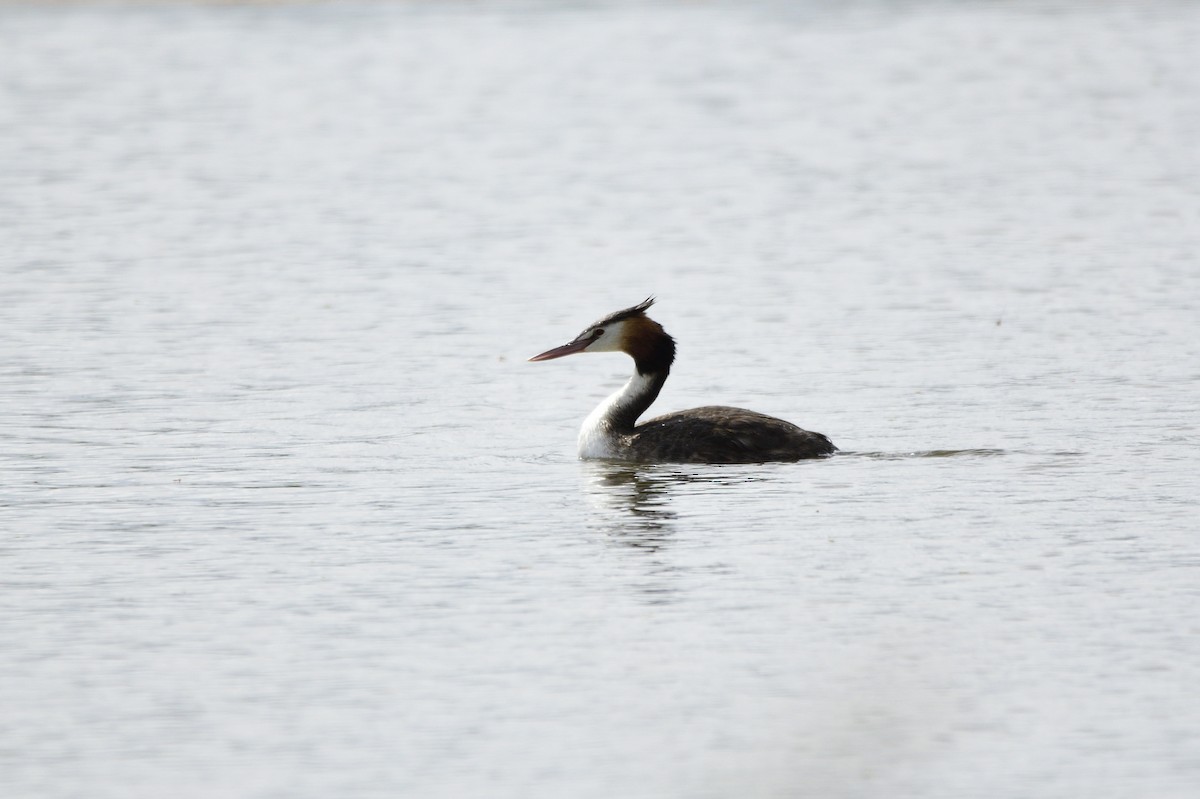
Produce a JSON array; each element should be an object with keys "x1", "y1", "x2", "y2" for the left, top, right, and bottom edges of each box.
[{"x1": 2, "y1": 2, "x2": 1198, "y2": 797}]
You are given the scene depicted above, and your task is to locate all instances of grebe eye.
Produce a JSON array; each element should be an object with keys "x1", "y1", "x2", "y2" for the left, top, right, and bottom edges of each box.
[{"x1": 593, "y1": 328, "x2": 605, "y2": 338}]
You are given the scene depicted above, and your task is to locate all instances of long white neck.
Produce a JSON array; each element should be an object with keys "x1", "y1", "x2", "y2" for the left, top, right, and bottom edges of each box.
[{"x1": 577, "y1": 369, "x2": 668, "y2": 459}]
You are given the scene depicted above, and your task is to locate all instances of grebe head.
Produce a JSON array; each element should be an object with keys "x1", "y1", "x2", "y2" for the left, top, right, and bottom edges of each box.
[{"x1": 528, "y1": 297, "x2": 675, "y2": 374}]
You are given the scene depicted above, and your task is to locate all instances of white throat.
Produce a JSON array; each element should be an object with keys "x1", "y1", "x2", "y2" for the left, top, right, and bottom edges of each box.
[{"x1": 577, "y1": 372, "x2": 660, "y2": 460}]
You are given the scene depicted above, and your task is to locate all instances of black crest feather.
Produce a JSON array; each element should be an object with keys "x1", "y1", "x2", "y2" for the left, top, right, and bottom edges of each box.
[{"x1": 592, "y1": 296, "x2": 655, "y2": 329}]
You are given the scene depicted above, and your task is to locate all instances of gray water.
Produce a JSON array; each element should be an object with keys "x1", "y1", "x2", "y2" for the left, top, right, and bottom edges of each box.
[{"x1": 2, "y1": 1, "x2": 1199, "y2": 797}]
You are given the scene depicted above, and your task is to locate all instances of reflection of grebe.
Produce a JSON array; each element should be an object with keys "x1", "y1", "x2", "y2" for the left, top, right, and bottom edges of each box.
[
  {"x1": 584, "y1": 464, "x2": 677, "y2": 542},
  {"x1": 530, "y1": 298, "x2": 836, "y2": 463}
]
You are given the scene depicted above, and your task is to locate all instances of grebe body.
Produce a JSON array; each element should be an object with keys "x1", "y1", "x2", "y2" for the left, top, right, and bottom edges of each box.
[{"x1": 530, "y1": 298, "x2": 835, "y2": 464}]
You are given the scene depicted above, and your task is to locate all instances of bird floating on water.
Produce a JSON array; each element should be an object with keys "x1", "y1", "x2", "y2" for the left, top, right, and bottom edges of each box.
[{"x1": 529, "y1": 298, "x2": 836, "y2": 463}]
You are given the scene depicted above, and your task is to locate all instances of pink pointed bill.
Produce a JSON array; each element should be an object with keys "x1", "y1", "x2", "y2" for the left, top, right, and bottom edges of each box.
[{"x1": 528, "y1": 339, "x2": 591, "y2": 361}]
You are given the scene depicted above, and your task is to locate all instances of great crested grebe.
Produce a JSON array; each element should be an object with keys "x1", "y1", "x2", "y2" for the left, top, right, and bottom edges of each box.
[{"x1": 529, "y1": 298, "x2": 836, "y2": 463}]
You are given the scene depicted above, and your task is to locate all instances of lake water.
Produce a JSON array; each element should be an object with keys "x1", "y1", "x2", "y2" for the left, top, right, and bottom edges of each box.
[{"x1": 2, "y1": 1, "x2": 1198, "y2": 797}]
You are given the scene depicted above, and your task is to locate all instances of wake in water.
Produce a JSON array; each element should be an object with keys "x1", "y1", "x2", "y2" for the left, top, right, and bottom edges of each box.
[{"x1": 842, "y1": 448, "x2": 1008, "y2": 460}]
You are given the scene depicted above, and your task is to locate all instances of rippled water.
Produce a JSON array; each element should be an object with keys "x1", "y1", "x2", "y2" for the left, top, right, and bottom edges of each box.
[{"x1": 3, "y1": 1, "x2": 1199, "y2": 797}]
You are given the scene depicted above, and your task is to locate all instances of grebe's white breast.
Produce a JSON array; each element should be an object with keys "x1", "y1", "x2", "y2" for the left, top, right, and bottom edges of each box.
[
  {"x1": 577, "y1": 373, "x2": 659, "y2": 460},
  {"x1": 578, "y1": 402, "x2": 620, "y2": 460}
]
